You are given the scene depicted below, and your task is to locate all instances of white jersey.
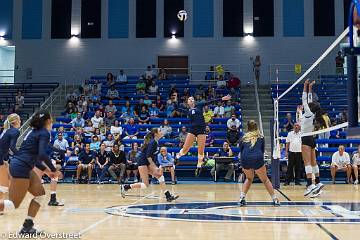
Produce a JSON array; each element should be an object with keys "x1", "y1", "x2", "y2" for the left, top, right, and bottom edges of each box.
[
  {"x1": 353, "y1": 152, "x2": 360, "y2": 165},
  {"x1": 301, "y1": 92, "x2": 314, "y2": 134}
]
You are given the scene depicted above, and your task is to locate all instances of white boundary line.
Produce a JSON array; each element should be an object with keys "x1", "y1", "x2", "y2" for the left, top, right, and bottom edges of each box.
[{"x1": 78, "y1": 192, "x2": 154, "y2": 236}]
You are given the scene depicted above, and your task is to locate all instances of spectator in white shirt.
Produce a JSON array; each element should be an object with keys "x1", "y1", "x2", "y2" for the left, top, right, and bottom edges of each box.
[
  {"x1": 71, "y1": 113, "x2": 85, "y2": 129},
  {"x1": 148, "y1": 81, "x2": 159, "y2": 94},
  {"x1": 214, "y1": 102, "x2": 225, "y2": 118},
  {"x1": 15, "y1": 91, "x2": 25, "y2": 109},
  {"x1": 145, "y1": 66, "x2": 155, "y2": 79},
  {"x1": 53, "y1": 133, "x2": 69, "y2": 151},
  {"x1": 110, "y1": 120, "x2": 123, "y2": 141},
  {"x1": 331, "y1": 145, "x2": 352, "y2": 184},
  {"x1": 116, "y1": 69, "x2": 127, "y2": 83},
  {"x1": 103, "y1": 134, "x2": 115, "y2": 152},
  {"x1": 91, "y1": 110, "x2": 104, "y2": 129},
  {"x1": 284, "y1": 123, "x2": 302, "y2": 186},
  {"x1": 352, "y1": 145, "x2": 360, "y2": 185},
  {"x1": 227, "y1": 114, "x2": 241, "y2": 130},
  {"x1": 105, "y1": 100, "x2": 117, "y2": 113},
  {"x1": 159, "y1": 119, "x2": 172, "y2": 138}
]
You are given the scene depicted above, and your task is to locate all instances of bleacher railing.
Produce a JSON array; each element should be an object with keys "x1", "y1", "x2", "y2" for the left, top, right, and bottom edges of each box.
[{"x1": 17, "y1": 84, "x2": 65, "y2": 146}]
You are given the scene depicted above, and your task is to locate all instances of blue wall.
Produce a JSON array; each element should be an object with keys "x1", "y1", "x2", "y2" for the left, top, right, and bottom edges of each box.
[
  {"x1": 22, "y1": 0, "x2": 43, "y2": 39},
  {"x1": 283, "y1": 0, "x2": 304, "y2": 37},
  {"x1": 108, "y1": 0, "x2": 129, "y2": 38},
  {"x1": 0, "y1": 0, "x2": 13, "y2": 38},
  {"x1": 193, "y1": 0, "x2": 214, "y2": 37}
]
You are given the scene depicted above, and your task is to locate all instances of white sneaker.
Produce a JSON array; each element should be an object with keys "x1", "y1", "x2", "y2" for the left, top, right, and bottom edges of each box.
[
  {"x1": 134, "y1": 178, "x2": 138, "y2": 183},
  {"x1": 304, "y1": 184, "x2": 317, "y2": 196},
  {"x1": 313, "y1": 183, "x2": 324, "y2": 194},
  {"x1": 354, "y1": 180, "x2": 359, "y2": 185},
  {"x1": 310, "y1": 190, "x2": 323, "y2": 198}
]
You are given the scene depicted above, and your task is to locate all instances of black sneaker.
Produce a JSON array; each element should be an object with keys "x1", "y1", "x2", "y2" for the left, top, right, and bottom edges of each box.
[
  {"x1": 166, "y1": 194, "x2": 179, "y2": 202},
  {"x1": 273, "y1": 198, "x2": 281, "y2": 206},
  {"x1": 238, "y1": 198, "x2": 246, "y2": 207},
  {"x1": 19, "y1": 227, "x2": 41, "y2": 236},
  {"x1": 48, "y1": 201, "x2": 64, "y2": 207}
]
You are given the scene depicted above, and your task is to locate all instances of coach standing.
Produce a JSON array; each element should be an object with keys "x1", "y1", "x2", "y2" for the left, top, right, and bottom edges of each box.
[{"x1": 284, "y1": 122, "x2": 302, "y2": 186}]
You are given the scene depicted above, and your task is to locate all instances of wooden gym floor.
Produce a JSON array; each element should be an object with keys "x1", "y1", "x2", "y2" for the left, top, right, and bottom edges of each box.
[{"x1": 1, "y1": 183, "x2": 360, "y2": 240}]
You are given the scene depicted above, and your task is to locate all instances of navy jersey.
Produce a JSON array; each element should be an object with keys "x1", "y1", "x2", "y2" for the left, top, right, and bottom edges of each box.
[
  {"x1": 14, "y1": 128, "x2": 56, "y2": 172},
  {"x1": 239, "y1": 137, "x2": 265, "y2": 170},
  {"x1": 0, "y1": 127, "x2": 20, "y2": 163},
  {"x1": 175, "y1": 99, "x2": 219, "y2": 129},
  {"x1": 137, "y1": 139, "x2": 158, "y2": 165}
]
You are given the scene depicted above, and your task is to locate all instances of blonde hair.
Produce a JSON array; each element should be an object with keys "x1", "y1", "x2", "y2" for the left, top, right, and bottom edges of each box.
[
  {"x1": 242, "y1": 120, "x2": 263, "y2": 148},
  {"x1": 3, "y1": 113, "x2": 20, "y2": 130}
]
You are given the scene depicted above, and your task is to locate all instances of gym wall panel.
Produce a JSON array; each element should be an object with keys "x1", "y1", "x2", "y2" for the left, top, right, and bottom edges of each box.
[
  {"x1": 22, "y1": 0, "x2": 43, "y2": 39},
  {"x1": 223, "y1": 0, "x2": 244, "y2": 37},
  {"x1": 283, "y1": 0, "x2": 304, "y2": 37},
  {"x1": 314, "y1": 0, "x2": 335, "y2": 36},
  {"x1": 108, "y1": 0, "x2": 129, "y2": 38},
  {"x1": 164, "y1": 0, "x2": 184, "y2": 38},
  {"x1": 0, "y1": 0, "x2": 14, "y2": 39},
  {"x1": 253, "y1": 0, "x2": 274, "y2": 37},
  {"x1": 81, "y1": 0, "x2": 102, "y2": 38},
  {"x1": 193, "y1": 0, "x2": 213, "y2": 37},
  {"x1": 51, "y1": 0, "x2": 72, "y2": 39},
  {"x1": 136, "y1": 0, "x2": 156, "y2": 38}
]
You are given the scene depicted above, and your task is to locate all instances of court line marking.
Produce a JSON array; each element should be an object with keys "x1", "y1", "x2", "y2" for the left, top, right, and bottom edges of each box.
[
  {"x1": 276, "y1": 189, "x2": 339, "y2": 240},
  {"x1": 78, "y1": 192, "x2": 154, "y2": 236}
]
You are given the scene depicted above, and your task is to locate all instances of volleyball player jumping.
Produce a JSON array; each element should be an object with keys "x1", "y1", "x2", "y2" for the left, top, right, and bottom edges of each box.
[
  {"x1": 0, "y1": 114, "x2": 21, "y2": 206},
  {"x1": 301, "y1": 80, "x2": 325, "y2": 197},
  {"x1": 173, "y1": 93, "x2": 231, "y2": 175},
  {"x1": 0, "y1": 110, "x2": 60, "y2": 234},
  {"x1": 121, "y1": 128, "x2": 178, "y2": 202}
]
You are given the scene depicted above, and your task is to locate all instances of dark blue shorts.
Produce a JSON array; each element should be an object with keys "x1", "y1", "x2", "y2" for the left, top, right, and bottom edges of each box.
[
  {"x1": 9, "y1": 159, "x2": 32, "y2": 179},
  {"x1": 188, "y1": 127, "x2": 206, "y2": 137},
  {"x1": 241, "y1": 159, "x2": 265, "y2": 170},
  {"x1": 137, "y1": 157, "x2": 150, "y2": 167}
]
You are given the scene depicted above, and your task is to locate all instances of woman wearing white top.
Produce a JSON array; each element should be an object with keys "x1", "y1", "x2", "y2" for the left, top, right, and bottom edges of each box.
[
  {"x1": 301, "y1": 80, "x2": 325, "y2": 197},
  {"x1": 110, "y1": 120, "x2": 123, "y2": 141},
  {"x1": 352, "y1": 145, "x2": 360, "y2": 185}
]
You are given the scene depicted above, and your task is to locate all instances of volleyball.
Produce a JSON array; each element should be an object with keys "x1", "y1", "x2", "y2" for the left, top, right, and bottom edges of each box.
[{"x1": 177, "y1": 10, "x2": 188, "y2": 21}]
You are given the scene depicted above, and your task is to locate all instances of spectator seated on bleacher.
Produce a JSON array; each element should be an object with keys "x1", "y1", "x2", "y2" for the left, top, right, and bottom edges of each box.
[
  {"x1": 76, "y1": 144, "x2": 95, "y2": 184},
  {"x1": 83, "y1": 120, "x2": 95, "y2": 137},
  {"x1": 214, "y1": 102, "x2": 225, "y2": 118},
  {"x1": 121, "y1": 101, "x2": 134, "y2": 115},
  {"x1": 155, "y1": 95, "x2": 165, "y2": 112},
  {"x1": 331, "y1": 145, "x2": 352, "y2": 184},
  {"x1": 227, "y1": 114, "x2": 241, "y2": 131},
  {"x1": 116, "y1": 69, "x2": 127, "y2": 84},
  {"x1": 71, "y1": 113, "x2": 85, "y2": 129},
  {"x1": 90, "y1": 135, "x2": 101, "y2": 151},
  {"x1": 138, "y1": 106, "x2": 150, "y2": 124},
  {"x1": 136, "y1": 77, "x2": 147, "y2": 94},
  {"x1": 110, "y1": 120, "x2": 123, "y2": 141},
  {"x1": 82, "y1": 106, "x2": 93, "y2": 120},
  {"x1": 72, "y1": 134, "x2": 84, "y2": 149},
  {"x1": 177, "y1": 126, "x2": 188, "y2": 148},
  {"x1": 205, "y1": 86, "x2": 216, "y2": 99},
  {"x1": 15, "y1": 91, "x2": 24, "y2": 111},
  {"x1": 50, "y1": 146, "x2": 65, "y2": 174},
  {"x1": 106, "y1": 85, "x2": 120, "y2": 100},
  {"x1": 144, "y1": 95, "x2": 152, "y2": 106},
  {"x1": 103, "y1": 134, "x2": 115, "y2": 152},
  {"x1": 53, "y1": 133, "x2": 69, "y2": 152},
  {"x1": 149, "y1": 103, "x2": 160, "y2": 118},
  {"x1": 105, "y1": 100, "x2": 117, "y2": 114},
  {"x1": 95, "y1": 143, "x2": 110, "y2": 183},
  {"x1": 148, "y1": 81, "x2": 159, "y2": 95},
  {"x1": 106, "y1": 73, "x2": 116, "y2": 87},
  {"x1": 126, "y1": 143, "x2": 139, "y2": 183},
  {"x1": 351, "y1": 146, "x2": 360, "y2": 185},
  {"x1": 205, "y1": 126, "x2": 215, "y2": 147},
  {"x1": 336, "y1": 109, "x2": 347, "y2": 124},
  {"x1": 210, "y1": 141, "x2": 235, "y2": 182},
  {"x1": 91, "y1": 110, "x2": 104, "y2": 129},
  {"x1": 159, "y1": 119, "x2": 172, "y2": 139},
  {"x1": 104, "y1": 111, "x2": 116, "y2": 129},
  {"x1": 158, "y1": 68, "x2": 167, "y2": 80},
  {"x1": 108, "y1": 144, "x2": 126, "y2": 183},
  {"x1": 203, "y1": 105, "x2": 214, "y2": 124},
  {"x1": 55, "y1": 126, "x2": 68, "y2": 139},
  {"x1": 224, "y1": 101, "x2": 235, "y2": 118},
  {"x1": 157, "y1": 147, "x2": 176, "y2": 184},
  {"x1": 65, "y1": 102, "x2": 77, "y2": 118},
  {"x1": 282, "y1": 113, "x2": 295, "y2": 132},
  {"x1": 205, "y1": 66, "x2": 215, "y2": 80},
  {"x1": 145, "y1": 65, "x2": 156, "y2": 80},
  {"x1": 165, "y1": 99, "x2": 176, "y2": 118},
  {"x1": 134, "y1": 99, "x2": 145, "y2": 116},
  {"x1": 124, "y1": 118, "x2": 139, "y2": 141},
  {"x1": 227, "y1": 125, "x2": 241, "y2": 147}
]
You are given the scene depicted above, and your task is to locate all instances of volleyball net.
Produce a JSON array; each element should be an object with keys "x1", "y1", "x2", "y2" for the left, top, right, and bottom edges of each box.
[{"x1": 272, "y1": 27, "x2": 357, "y2": 159}]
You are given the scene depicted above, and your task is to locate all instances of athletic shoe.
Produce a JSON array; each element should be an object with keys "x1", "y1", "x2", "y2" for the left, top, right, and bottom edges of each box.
[
  {"x1": 0, "y1": 212, "x2": 3, "y2": 215},
  {"x1": 310, "y1": 190, "x2": 323, "y2": 198},
  {"x1": 304, "y1": 184, "x2": 317, "y2": 196},
  {"x1": 171, "y1": 181, "x2": 176, "y2": 185},
  {"x1": 125, "y1": 178, "x2": 129, "y2": 183},
  {"x1": 19, "y1": 227, "x2": 42, "y2": 236},
  {"x1": 354, "y1": 180, "x2": 359, "y2": 185},
  {"x1": 273, "y1": 198, "x2": 281, "y2": 206},
  {"x1": 166, "y1": 194, "x2": 179, "y2": 202},
  {"x1": 312, "y1": 183, "x2": 324, "y2": 195},
  {"x1": 332, "y1": 180, "x2": 336, "y2": 184},
  {"x1": 120, "y1": 185, "x2": 127, "y2": 198},
  {"x1": 134, "y1": 178, "x2": 138, "y2": 183},
  {"x1": 48, "y1": 201, "x2": 64, "y2": 207},
  {"x1": 238, "y1": 198, "x2": 246, "y2": 207}
]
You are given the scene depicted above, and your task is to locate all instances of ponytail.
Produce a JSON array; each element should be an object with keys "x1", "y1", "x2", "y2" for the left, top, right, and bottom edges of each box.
[
  {"x1": 30, "y1": 110, "x2": 52, "y2": 129},
  {"x1": 141, "y1": 128, "x2": 158, "y2": 151}
]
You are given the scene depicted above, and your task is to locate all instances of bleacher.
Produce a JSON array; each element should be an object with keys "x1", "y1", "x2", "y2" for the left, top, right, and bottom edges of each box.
[
  {"x1": 0, "y1": 82, "x2": 59, "y2": 120},
  {"x1": 56, "y1": 75, "x2": 242, "y2": 180}
]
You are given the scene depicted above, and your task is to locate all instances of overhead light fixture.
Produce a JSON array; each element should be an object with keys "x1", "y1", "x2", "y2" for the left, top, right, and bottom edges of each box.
[
  {"x1": 171, "y1": 34, "x2": 176, "y2": 39},
  {"x1": 244, "y1": 32, "x2": 253, "y2": 37},
  {"x1": 71, "y1": 33, "x2": 80, "y2": 38},
  {"x1": 0, "y1": 37, "x2": 5, "y2": 41},
  {"x1": 0, "y1": 31, "x2": 5, "y2": 37}
]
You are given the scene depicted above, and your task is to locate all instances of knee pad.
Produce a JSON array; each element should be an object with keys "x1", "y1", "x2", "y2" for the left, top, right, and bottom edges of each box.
[
  {"x1": 140, "y1": 183, "x2": 147, "y2": 189},
  {"x1": 0, "y1": 186, "x2": 8, "y2": 193},
  {"x1": 312, "y1": 165, "x2": 319, "y2": 175},
  {"x1": 33, "y1": 195, "x2": 45, "y2": 206},
  {"x1": 4, "y1": 200, "x2": 15, "y2": 211},
  {"x1": 157, "y1": 175, "x2": 165, "y2": 183},
  {"x1": 305, "y1": 165, "x2": 313, "y2": 175}
]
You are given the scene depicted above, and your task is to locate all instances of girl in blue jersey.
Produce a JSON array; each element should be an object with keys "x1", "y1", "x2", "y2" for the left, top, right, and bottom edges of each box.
[
  {"x1": 0, "y1": 114, "x2": 21, "y2": 203},
  {"x1": 238, "y1": 120, "x2": 280, "y2": 206},
  {"x1": 121, "y1": 128, "x2": 178, "y2": 202},
  {"x1": 173, "y1": 93, "x2": 231, "y2": 175},
  {"x1": 0, "y1": 110, "x2": 60, "y2": 235}
]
